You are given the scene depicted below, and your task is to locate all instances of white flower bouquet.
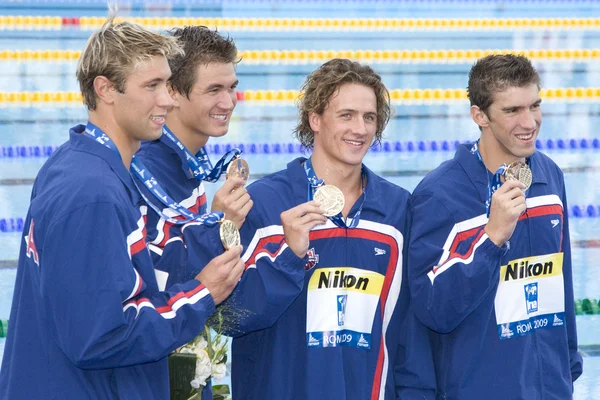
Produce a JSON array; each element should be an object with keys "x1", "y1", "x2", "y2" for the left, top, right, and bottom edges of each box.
[
  {"x1": 176, "y1": 325, "x2": 228, "y2": 398},
  {"x1": 170, "y1": 296, "x2": 252, "y2": 400}
]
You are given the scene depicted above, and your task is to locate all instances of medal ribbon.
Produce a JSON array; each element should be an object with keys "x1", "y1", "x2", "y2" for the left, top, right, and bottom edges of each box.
[
  {"x1": 471, "y1": 140, "x2": 529, "y2": 218},
  {"x1": 303, "y1": 158, "x2": 366, "y2": 229},
  {"x1": 161, "y1": 125, "x2": 241, "y2": 182},
  {"x1": 83, "y1": 122, "x2": 223, "y2": 226},
  {"x1": 84, "y1": 121, "x2": 120, "y2": 155}
]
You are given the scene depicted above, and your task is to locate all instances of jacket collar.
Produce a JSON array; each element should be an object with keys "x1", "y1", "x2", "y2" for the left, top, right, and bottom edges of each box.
[
  {"x1": 454, "y1": 142, "x2": 549, "y2": 203},
  {"x1": 69, "y1": 124, "x2": 142, "y2": 204},
  {"x1": 286, "y1": 157, "x2": 381, "y2": 216}
]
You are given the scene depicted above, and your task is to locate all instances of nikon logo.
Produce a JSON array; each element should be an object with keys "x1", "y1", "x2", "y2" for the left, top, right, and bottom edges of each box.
[
  {"x1": 308, "y1": 267, "x2": 384, "y2": 295},
  {"x1": 503, "y1": 260, "x2": 553, "y2": 282},
  {"x1": 318, "y1": 270, "x2": 369, "y2": 291}
]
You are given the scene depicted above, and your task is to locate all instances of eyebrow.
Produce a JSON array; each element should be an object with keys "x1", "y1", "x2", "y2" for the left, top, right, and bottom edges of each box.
[
  {"x1": 142, "y1": 77, "x2": 166, "y2": 86},
  {"x1": 337, "y1": 108, "x2": 377, "y2": 115},
  {"x1": 501, "y1": 99, "x2": 542, "y2": 112},
  {"x1": 206, "y1": 80, "x2": 239, "y2": 91}
]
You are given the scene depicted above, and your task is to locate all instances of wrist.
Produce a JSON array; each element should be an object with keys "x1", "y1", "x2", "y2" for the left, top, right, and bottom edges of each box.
[{"x1": 484, "y1": 225, "x2": 506, "y2": 248}]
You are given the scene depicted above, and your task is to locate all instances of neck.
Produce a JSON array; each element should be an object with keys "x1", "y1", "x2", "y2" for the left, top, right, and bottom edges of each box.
[
  {"x1": 165, "y1": 112, "x2": 209, "y2": 155},
  {"x1": 311, "y1": 150, "x2": 363, "y2": 212},
  {"x1": 88, "y1": 112, "x2": 138, "y2": 169},
  {"x1": 478, "y1": 132, "x2": 523, "y2": 173}
]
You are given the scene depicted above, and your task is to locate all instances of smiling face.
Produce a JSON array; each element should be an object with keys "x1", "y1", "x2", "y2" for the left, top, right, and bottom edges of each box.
[
  {"x1": 173, "y1": 62, "x2": 238, "y2": 141},
  {"x1": 112, "y1": 55, "x2": 174, "y2": 142},
  {"x1": 309, "y1": 83, "x2": 377, "y2": 170},
  {"x1": 474, "y1": 83, "x2": 542, "y2": 168}
]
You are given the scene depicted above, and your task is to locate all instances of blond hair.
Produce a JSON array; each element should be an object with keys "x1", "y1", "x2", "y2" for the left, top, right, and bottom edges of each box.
[
  {"x1": 293, "y1": 58, "x2": 391, "y2": 150},
  {"x1": 76, "y1": 14, "x2": 183, "y2": 110}
]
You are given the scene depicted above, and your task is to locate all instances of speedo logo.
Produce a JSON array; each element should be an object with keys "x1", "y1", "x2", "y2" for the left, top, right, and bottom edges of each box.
[
  {"x1": 500, "y1": 253, "x2": 563, "y2": 283},
  {"x1": 308, "y1": 267, "x2": 385, "y2": 295}
]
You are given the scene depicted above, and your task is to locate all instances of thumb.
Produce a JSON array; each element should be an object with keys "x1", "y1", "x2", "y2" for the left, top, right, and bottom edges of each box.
[{"x1": 219, "y1": 244, "x2": 243, "y2": 260}]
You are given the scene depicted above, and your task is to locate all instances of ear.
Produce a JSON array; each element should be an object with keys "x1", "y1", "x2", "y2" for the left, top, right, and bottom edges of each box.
[
  {"x1": 470, "y1": 105, "x2": 490, "y2": 129},
  {"x1": 92, "y1": 76, "x2": 117, "y2": 106},
  {"x1": 308, "y1": 112, "x2": 321, "y2": 134},
  {"x1": 167, "y1": 84, "x2": 181, "y2": 108}
]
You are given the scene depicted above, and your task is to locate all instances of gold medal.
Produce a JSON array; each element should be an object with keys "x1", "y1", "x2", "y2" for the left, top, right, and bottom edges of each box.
[
  {"x1": 504, "y1": 161, "x2": 532, "y2": 190},
  {"x1": 219, "y1": 219, "x2": 240, "y2": 250},
  {"x1": 314, "y1": 184, "x2": 345, "y2": 217},
  {"x1": 226, "y1": 157, "x2": 250, "y2": 186}
]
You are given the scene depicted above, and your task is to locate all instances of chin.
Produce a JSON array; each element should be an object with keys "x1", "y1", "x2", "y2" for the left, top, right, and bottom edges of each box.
[
  {"x1": 144, "y1": 128, "x2": 163, "y2": 142},
  {"x1": 342, "y1": 157, "x2": 364, "y2": 167},
  {"x1": 207, "y1": 129, "x2": 229, "y2": 138},
  {"x1": 512, "y1": 147, "x2": 536, "y2": 160}
]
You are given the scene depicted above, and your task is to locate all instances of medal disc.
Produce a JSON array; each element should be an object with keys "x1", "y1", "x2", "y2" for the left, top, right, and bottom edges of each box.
[
  {"x1": 504, "y1": 161, "x2": 532, "y2": 190},
  {"x1": 219, "y1": 219, "x2": 240, "y2": 250},
  {"x1": 314, "y1": 184, "x2": 345, "y2": 217},
  {"x1": 226, "y1": 157, "x2": 250, "y2": 185}
]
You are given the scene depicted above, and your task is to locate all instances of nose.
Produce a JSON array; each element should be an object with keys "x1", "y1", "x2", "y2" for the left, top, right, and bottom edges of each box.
[
  {"x1": 519, "y1": 109, "x2": 538, "y2": 130},
  {"x1": 219, "y1": 90, "x2": 236, "y2": 110},
  {"x1": 157, "y1": 85, "x2": 174, "y2": 109},
  {"x1": 353, "y1": 116, "x2": 369, "y2": 135}
]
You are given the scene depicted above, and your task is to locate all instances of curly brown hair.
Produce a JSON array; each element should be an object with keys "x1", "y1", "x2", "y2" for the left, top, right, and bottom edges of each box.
[
  {"x1": 293, "y1": 58, "x2": 391, "y2": 150},
  {"x1": 167, "y1": 26, "x2": 239, "y2": 98}
]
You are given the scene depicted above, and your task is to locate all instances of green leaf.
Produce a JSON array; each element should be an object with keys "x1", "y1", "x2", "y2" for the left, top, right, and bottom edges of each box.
[
  {"x1": 186, "y1": 392, "x2": 201, "y2": 400},
  {"x1": 212, "y1": 384, "x2": 231, "y2": 395}
]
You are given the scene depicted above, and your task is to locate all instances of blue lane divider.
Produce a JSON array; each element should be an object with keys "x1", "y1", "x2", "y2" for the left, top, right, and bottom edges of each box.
[
  {"x1": 0, "y1": 145, "x2": 58, "y2": 159},
  {"x1": 3, "y1": 205, "x2": 600, "y2": 232},
  {"x1": 2, "y1": 138, "x2": 600, "y2": 159},
  {"x1": 0, "y1": 218, "x2": 25, "y2": 233}
]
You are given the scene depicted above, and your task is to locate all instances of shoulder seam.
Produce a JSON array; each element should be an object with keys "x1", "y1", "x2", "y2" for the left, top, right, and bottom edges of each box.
[{"x1": 47, "y1": 200, "x2": 121, "y2": 234}]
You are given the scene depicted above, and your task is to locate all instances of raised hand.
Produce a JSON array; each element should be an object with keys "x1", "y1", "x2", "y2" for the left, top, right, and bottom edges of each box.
[
  {"x1": 485, "y1": 179, "x2": 527, "y2": 247},
  {"x1": 211, "y1": 178, "x2": 253, "y2": 229},
  {"x1": 280, "y1": 200, "x2": 328, "y2": 258},
  {"x1": 195, "y1": 245, "x2": 245, "y2": 305}
]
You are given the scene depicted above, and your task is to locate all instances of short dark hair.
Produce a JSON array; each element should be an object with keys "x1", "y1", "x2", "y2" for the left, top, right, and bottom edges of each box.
[
  {"x1": 467, "y1": 54, "x2": 541, "y2": 112},
  {"x1": 167, "y1": 26, "x2": 239, "y2": 98},
  {"x1": 293, "y1": 58, "x2": 391, "y2": 150}
]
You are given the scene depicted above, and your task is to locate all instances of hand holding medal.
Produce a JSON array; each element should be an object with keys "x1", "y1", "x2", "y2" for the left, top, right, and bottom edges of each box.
[
  {"x1": 211, "y1": 155, "x2": 253, "y2": 229},
  {"x1": 470, "y1": 141, "x2": 531, "y2": 248},
  {"x1": 486, "y1": 160, "x2": 531, "y2": 246},
  {"x1": 280, "y1": 201, "x2": 327, "y2": 258}
]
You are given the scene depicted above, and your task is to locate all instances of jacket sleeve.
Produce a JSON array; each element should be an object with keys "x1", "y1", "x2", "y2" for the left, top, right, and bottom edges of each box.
[
  {"x1": 229, "y1": 197, "x2": 307, "y2": 336},
  {"x1": 393, "y1": 211, "x2": 436, "y2": 399},
  {"x1": 41, "y1": 201, "x2": 215, "y2": 370},
  {"x1": 151, "y1": 216, "x2": 221, "y2": 290},
  {"x1": 393, "y1": 312, "x2": 436, "y2": 400},
  {"x1": 182, "y1": 182, "x2": 307, "y2": 337},
  {"x1": 408, "y1": 194, "x2": 508, "y2": 333},
  {"x1": 560, "y1": 181, "x2": 583, "y2": 383},
  {"x1": 144, "y1": 197, "x2": 189, "y2": 290}
]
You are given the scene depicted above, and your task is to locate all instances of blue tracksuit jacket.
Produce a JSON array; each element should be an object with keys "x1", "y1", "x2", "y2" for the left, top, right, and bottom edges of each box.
[
  {"x1": 409, "y1": 143, "x2": 583, "y2": 399},
  {"x1": 230, "y1": 157, "x2": 436, "y2": 400},
  {"x1": 0, "y1": 125, "x2": 217, "y2": 399}
]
